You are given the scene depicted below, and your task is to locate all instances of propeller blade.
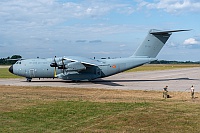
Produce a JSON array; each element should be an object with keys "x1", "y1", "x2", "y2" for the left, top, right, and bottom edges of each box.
[
  {"x1": 54, "y1": 67, "x2": 57, "y2": 77},
  {"x1": 62, "y1": 58, "x2": 65, "y2": 73},
  {"x1": 54, "y1": 56, "x2": 57, "y2": 77}
]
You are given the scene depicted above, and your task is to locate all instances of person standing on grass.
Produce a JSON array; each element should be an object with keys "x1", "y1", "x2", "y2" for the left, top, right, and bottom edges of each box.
[
  {"x1": 163, "y1": 86, "x2": 168, "y2": 99},
  {"x1": 190, "y1": 85, "x2": 195, "y2": 99}
]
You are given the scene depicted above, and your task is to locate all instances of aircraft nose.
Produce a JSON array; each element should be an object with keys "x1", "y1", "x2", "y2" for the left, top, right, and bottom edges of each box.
[{"x1": 9, "y1": 65, "x2": 13, "y2": 73}]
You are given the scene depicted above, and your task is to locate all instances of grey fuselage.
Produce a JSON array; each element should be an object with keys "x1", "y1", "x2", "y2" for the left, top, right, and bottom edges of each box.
[{"x1": 11, "y1": 56, "x2": 153, "y2": 81}]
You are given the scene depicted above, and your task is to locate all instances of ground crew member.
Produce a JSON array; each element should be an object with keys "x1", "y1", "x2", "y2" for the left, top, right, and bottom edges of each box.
[
  {"x1": 163, "y1": 86, "x2": 168, "y2": 99},
  {"x1": 190, "y1": 85, "x2": 195, "y2": 99}
]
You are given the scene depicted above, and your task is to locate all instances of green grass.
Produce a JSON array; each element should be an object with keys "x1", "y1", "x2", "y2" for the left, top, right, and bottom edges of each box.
[
  {"x1": 1, "y1": 85, "x2": 200, "y2": 132},
  {"x1": 1, "y1": 100, "x2": 200, "y2": 132},
  {"x1": 0, "y1": 101, "x2": 149, "y2": 132},
  {"x1": 0, "y1": 68, "x2": 21, "y2": 78}
]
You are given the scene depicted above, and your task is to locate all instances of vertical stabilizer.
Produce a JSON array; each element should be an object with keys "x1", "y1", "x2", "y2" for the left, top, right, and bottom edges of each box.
[{"x1": 133, "y1": 29, "x2": 189, "y2": 58}]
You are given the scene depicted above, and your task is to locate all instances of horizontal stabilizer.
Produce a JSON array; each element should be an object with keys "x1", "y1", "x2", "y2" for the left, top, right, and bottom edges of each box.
[{"x1": 150, "y1": 29, "x2": 191, "y2": 35}]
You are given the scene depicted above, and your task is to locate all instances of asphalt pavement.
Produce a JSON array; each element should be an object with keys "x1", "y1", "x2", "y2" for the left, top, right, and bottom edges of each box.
[{"x1": 1, "y1": 67, "x2": 200, "y2": 92}]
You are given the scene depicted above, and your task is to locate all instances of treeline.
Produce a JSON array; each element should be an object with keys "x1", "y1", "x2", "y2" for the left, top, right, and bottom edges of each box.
[
  {"x1": 150, "y1": 60, "x2": 200, "y2": 64},
  {"x1": 0, "y1": 55, "x2": 22, "y2": 65}
]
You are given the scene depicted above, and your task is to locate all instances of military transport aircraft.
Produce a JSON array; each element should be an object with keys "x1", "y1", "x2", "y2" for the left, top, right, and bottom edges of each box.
[{"x1": 9, "y1": 29, "x2": 189, "y2": 82}]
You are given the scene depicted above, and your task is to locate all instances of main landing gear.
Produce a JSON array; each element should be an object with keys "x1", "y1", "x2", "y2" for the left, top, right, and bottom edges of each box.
[{"x1": 26, "y1": 78, "x2": 32, "y2": 82}]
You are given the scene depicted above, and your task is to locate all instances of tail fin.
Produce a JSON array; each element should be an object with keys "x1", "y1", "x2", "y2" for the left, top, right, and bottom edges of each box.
[{"x1": 133, "y1": 29, "x2": 190, "y2": 58}]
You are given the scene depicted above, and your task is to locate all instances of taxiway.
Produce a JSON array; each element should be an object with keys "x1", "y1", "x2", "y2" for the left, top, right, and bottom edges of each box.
[{"x1": 0, "y1": 67, "x2": 200, "y2": 92}]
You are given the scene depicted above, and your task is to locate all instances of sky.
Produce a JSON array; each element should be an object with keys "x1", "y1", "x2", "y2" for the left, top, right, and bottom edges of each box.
[{"x1": 0, "y1": 0, "x2": 200, "y2": 61}]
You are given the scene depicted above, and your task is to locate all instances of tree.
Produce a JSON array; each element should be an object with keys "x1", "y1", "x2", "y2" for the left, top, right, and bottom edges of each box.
[
  {"x1": 11, "y1": 55, "x2": 22, "y2": 59},
  {"x1": 0, "y1": 55, "x2": 22, "y2": 65}
]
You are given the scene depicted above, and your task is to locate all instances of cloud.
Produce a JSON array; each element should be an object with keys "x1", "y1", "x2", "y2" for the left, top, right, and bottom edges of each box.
[
  {"x1": 183, "y1": 38, "x2": 200, "y2": 45},
  {"x1": 76, "y1": 40, "x2": 87, "y2": 43},
  {"x1": 91, "y1": 51, "x2": 117, "y2": 55},
  {"x1": 89, "y1": 40, "x2": 102, "y2": 43},
  {"x1": 166, "y1": 42, "x2": 179, "y2": 47},
  {"x1": 0, "y1": 0, "x2": 136, "y2": 26},
  {"x1": 1, "y1": 0, "x2": 199, "y2": 61},
  {"x1": 120, "y1": 44, "x2": 126, "y2": 47},
  {"x1": 0, "y1": 1, "x2": 138, "y2": 39},
  {"x1": 137, "y1": 0, "x2": 200, "y2": 13}
]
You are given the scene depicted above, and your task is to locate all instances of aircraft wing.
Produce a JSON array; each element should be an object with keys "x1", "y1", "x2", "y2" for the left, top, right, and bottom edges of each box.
[{"x1": 63, "y1": 56, "x2": 107, "y2": 66}]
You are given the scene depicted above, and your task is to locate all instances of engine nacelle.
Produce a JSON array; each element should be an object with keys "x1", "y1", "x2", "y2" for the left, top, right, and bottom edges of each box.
[
  {"x1": 57, "y1": 60, "x2": 71, "y2": 69},
  {"x1": 66, "y1": 62, "x2": 86, "y2": 71},
  {"x1": 50, "y1": 62, "x2": 57, "y2": 67}
]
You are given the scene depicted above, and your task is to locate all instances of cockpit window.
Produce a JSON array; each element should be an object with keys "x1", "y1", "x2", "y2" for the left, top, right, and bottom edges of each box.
[{"x1": 16, "y1": 61, "x2": 21, "y2": 64}]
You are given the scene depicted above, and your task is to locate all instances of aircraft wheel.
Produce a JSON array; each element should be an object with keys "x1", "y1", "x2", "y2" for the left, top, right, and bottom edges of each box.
[{"x1": 26, "y1": 78, "x2": 32, "y2": 82}]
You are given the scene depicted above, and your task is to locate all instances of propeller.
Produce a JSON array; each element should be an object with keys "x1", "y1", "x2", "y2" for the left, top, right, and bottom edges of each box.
[
  {"x1": 50, "y1": 57, "x2": 67, "y2": 77},
  {"x1": 58, "y1": 58, "x2": 66, "y2": 74},
  {"x1": 50, "y1": 56, "x2": 57, "y2": 77},
  {"x1": 54, "y1": 57, "x2": 57, "y2": 77}
]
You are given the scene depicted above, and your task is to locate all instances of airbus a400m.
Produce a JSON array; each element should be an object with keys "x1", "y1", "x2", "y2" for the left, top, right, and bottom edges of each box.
[{"x1": 9, "y1": 29, "x2": 189, "y2": 82}]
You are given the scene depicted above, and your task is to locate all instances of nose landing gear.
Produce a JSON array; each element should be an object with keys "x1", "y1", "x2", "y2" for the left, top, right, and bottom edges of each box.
[{"x1": 26, "y1": 78, "x2": 32, "y2": 82}]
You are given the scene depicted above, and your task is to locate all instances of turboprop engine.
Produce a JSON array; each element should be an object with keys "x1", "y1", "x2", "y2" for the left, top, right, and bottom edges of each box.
[{"x1": 65, "y1": 62, "x2": 86, "y2": 71}]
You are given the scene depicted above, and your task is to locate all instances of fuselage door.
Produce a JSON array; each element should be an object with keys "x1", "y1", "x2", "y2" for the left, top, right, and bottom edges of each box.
[{"x1": 29, "y1": 69, "x2": 35, "y2": 78}]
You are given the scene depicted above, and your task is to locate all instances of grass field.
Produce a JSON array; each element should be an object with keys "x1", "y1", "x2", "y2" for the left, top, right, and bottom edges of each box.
[
  {"x1": 1, "y1": 64, "x2": 200, "y2": 132},
  {"x1": 0, "y1": 68, "x2": 21, "y2": 78},
  {"x1": 1, "y1": 85, "x2": 200, "y2": 132},
  {"x1": 1, "y1": 64, "x2": 200, "y2": 79}
]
